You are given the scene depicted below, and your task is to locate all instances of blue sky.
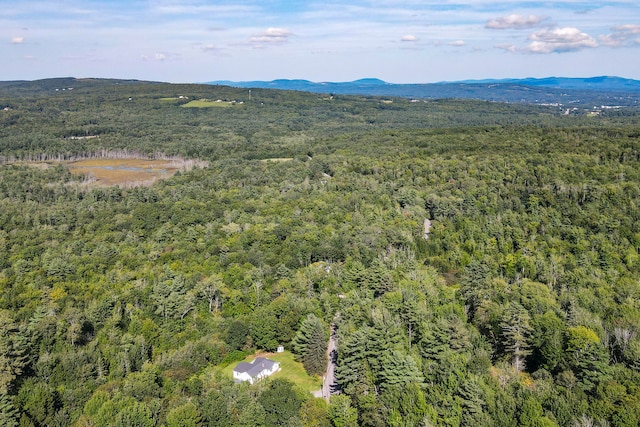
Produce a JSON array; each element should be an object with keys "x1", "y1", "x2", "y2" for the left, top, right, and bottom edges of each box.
[{"x1": 2, "y1": 0, "x2": 639, "y2": 83}]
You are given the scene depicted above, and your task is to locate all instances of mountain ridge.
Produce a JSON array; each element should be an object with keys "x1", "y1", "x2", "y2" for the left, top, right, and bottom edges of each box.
[{"x1": 207, "y1": 76, "x2": 640, "y2": 107}]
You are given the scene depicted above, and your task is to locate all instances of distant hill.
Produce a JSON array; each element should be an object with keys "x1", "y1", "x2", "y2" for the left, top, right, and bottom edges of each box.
[
  {"x1": 208, "y1": 76, "x2": 640, "y2": 107},
  {"x1": 2, "y1": 76, "x2": 639, "y2": 108},
  {"x1": 0, "y1": 77, "x2": 160, "y2": 97},
  {"x1": 459, "y1": 76, "x2": 640, "y2": 92}
]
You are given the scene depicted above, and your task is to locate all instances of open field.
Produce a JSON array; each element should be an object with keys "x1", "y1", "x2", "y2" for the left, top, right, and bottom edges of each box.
[
  {"x1": 66, "y1": 158, "x2": 179, "y2": 187},
  {"x1": 11, "y1": 156, "x2": 208, "y2": 187},
  {"x1": 181, "y1": 99, "x2": 240, "y2": 108},
  {"x1": 218, "y1": 351, "x2": 322, "y2": 395}
]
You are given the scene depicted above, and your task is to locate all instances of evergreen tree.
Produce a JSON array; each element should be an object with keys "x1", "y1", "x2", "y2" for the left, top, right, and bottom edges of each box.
[
  {"x1": 500, "y1": 302, "x2": 532, "y2": 375},
  {"x1": 292, "y1": 314, "x2": 328, "y2": 376},
  {"x1": 0, "y1": 393, "x2": 19, "y2": 427},
  {"x1": 0, "y1": 311, "x2": 30, "y2": 394},
  {"x1": 378, "y1": 350, "x2": 424, "y2": 390},
  {"x1": 564, "y1": 326, "x2": 610, "y2": 391}
]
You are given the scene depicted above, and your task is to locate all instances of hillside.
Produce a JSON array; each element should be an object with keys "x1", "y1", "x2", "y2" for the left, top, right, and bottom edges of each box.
[
  {"x1": 209, "y1": 76, "x2": 640, "y2": 108},
  {"x1": 0, "y1": 79, "x2": 639, "y2": 426}
]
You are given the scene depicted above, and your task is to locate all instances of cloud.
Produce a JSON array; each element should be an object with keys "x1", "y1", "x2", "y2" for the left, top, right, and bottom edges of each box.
[
  {"x1": 141, "y1": 52, "x2": 171, "y2": 61},
  {"x1": 449, "y1": 40, "x2": 465, "y2": 47},
  {"x1": 526, "y1": 27, "x2": 597, "y2": 53},
  {"x1": 401, "y1": 35, "x2": 418, "y2": 42},
  {"x1": 250, "y1": 27, "x2": 293, "y2": 44},
  {"x1": 486, "y1": 14, "x2": 548, "y2": 30},
  {"x1": 11, "y1": 36, "x2": 24, "y2": 44},
  {"x1": 600, "y1": 24, "x2": 640, "y2": 47},
  {"x1": 495, "y1": 44, "x2": 517, "y2": 53}
]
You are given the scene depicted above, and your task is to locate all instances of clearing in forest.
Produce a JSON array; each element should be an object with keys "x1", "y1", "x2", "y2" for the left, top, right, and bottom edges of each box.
[
  {"x1": 217, "y1": 351, "x2": 322, "y2": 394},
  {"x1": 181, "y1": 99, "x2": 241, "y2": 108},
  {"x1": 64, "y1": 158, "x2": 195, "y2": 187}
]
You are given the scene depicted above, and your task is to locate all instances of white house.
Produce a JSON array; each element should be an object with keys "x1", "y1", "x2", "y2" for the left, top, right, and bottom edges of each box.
[{"x1": 233, "y1": 357, "x2": 280, "y2": 384}]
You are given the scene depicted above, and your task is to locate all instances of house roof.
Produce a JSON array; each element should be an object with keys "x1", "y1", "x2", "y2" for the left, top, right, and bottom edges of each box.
[{"x1": 234, "y1": 357, "x2": 278, "y2": 378}]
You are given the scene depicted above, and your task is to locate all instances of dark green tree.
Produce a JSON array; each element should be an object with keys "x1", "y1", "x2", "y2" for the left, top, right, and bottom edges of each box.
[
  {"x1": 292, "y1": 314, "x2": 328, "y2": 376},
  {"x1": 564, "y1": 326, "x2": 610, "y2": 391},
  {"x1": 0, "y1": 393, "x2": 19, "y2": 427},
  {"x1": 226, "y1": 320, "x2": 250, "y2": 351},
  {"x1": 258, "y1": 379, "x2": 304, "y2": 427}
]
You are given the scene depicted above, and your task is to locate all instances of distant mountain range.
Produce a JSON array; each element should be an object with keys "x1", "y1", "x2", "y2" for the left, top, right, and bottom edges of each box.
[
  {"x1": 208, "y1": 76, "x2": 640, "y2": 107},
  {"x1": 1, "y1": 76, "x2": 638, "y2": 108}
]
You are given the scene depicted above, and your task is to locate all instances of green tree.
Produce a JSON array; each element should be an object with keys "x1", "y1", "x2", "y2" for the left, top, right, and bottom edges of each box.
[
  {"x1": 226, "y1": 320, "x2": 250, "y2": 351},
  {"x1": 328, "y1": 395, "x2": 358, "y2": 427},
  {"x1": 500, "y1": 302, "x2": 532, "y2": 375},
  {"x1": 165, "y1": 401, "x2": 202, "y2": 427},
  {"x1": 378, "y1": 350, "x2": 424, "y2": 390},
  {"x1": 292, "y1": 314, "x2": 328, "y2": 376},
  {"x1": 0, "y1": 393, "x2": 19, "y2": 427},
  {"x1": 17, "y1": 380, "x2": 58, "y2": 427},
  {"x1": 258, "y1": 378, "x2": 304, "y2": 427},
  {"x1": 200, "y1": 389, "x2": 229, "y2": 427},
  {"x1": 518, "y1": 395, "x2": 557, "y2": 427},
  {"x1": 564, "y1": 326, "x2": 610, "y2": 391},
  {"x1": 300, "y1": 398, "x2": 331, "y2": 427},
  {"x1": 113, "y1": 402, "x2": 155, "y2": 427},
  {"x1": 530, "y1": 311, "x2": 565, "y2": 373},
  {"x1": 0, "y1": 311, "x2": 30, "y2": 394}
]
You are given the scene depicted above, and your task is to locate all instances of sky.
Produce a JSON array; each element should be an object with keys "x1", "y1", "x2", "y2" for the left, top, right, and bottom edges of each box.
[{"x1": 1, "y1": 0, "x2": 640, "y2": 83}]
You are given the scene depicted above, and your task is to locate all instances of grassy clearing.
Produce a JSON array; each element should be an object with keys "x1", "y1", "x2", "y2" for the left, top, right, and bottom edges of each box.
[
  {"x1": 218, "y1": 351, "x2": 322, "y2": 394},
  {"x1": 181, "y1": 99, "x2": 238, "y2": 108},
  {"x1": 66, "y1": 158, "x2": 179, "y2": 187}
]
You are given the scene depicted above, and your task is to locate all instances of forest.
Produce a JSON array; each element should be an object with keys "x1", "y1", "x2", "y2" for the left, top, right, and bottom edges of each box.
[{"x1": 0, "y1": 78, "x2": 639, "y2": 426}]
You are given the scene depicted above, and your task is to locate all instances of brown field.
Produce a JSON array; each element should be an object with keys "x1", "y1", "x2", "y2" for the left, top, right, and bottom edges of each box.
[{"x1": 64, "y1": 158, "x2": 191, "y2": 187}]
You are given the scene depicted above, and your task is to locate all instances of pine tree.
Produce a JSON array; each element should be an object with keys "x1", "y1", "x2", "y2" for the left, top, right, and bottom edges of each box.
[
  {"x1": 292, "y1": 314, "x2": 328, "y2": 376},
  {"x1": 500, "y1": 302, "x2": 532, "y2": 375},
  {"x1": 0, "y1": 393, "x2": 19, "y2": 427},
  {"x1": 0, "y1": 311, "x2": 30, "y2": 394},
  {"x1": 378, "y1": 350, "x2": 424, "y2": 390}
]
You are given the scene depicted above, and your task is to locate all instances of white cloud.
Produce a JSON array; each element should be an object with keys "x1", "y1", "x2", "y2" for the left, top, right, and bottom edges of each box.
[
  {"x1": 401, "y1": 35, "x2": 418, "y2": 42},
  {"x1": 526, "y1": 27, "x2": 597, "y2": 53},
  {"x1": 615, "y1": 24, "x2": 640, "y2": 34},
  {"x1": 250, "y1": 27, "x2": 293, "y2": 44},
  {"x1": 600, "y1": 24, "x2": 640, "y2": 47},
  {"x1": 155, "y1": 52, "x2": 166, "y2": 61},
  {"x1": 11, "y1": 36, "x2": 25, "y2": 44},
  {"x1": 486, "y1": 14, "x2": 548, "y2": 30},
  {"x1": 495, "y1": 44, "x2": 517, "y2": 53},
  {"x1": 449, "y1": 40, "x2": 465, "y2": 46}
]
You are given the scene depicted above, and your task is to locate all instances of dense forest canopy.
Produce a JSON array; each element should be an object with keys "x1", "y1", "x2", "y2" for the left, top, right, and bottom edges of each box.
[{"x1": 0, "y1": 78, "x2": 639, "y2": 426}]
